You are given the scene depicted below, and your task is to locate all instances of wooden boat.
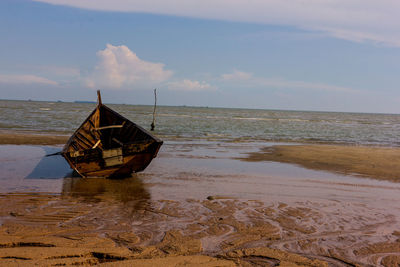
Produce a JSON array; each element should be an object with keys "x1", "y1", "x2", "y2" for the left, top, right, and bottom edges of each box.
[{"x1": 61, "y1": 91, "x2": 163, "y2": 178}]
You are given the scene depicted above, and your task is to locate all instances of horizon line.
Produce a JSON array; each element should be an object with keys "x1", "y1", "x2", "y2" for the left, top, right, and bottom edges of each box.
[{"x1": 0, "y1": 97, "x2": 398, "y2": 116}]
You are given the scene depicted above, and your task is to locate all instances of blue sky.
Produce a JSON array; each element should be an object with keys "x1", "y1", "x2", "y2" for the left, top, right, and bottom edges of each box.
[{"x1": 1, "y1": 0, "x2": 400, "y2": 113}]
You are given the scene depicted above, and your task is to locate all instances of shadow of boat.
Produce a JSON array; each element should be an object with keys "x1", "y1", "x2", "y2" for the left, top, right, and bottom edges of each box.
[{"x1": 25, "y1": 146, "x2": 71, "y2": 179}]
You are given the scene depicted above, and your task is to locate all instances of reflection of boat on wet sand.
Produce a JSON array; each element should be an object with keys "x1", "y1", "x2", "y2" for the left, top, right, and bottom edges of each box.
[
  {"x1": 62, "y1": 91, "x2": 163, "y2": 178},
  {"x1": 62, "y1": 176, "x2": 150, "y2": 205}
]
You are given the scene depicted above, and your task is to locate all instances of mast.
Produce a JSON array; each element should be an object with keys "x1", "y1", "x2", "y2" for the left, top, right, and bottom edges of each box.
[{"x1": 97, "y1": 90, "x2": 102, "y2": 106}]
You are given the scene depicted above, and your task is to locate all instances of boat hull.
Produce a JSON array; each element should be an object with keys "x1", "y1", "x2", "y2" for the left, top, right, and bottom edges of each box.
[{"x1": 63, "y1": 141, "x2": 162, "y2": 178}]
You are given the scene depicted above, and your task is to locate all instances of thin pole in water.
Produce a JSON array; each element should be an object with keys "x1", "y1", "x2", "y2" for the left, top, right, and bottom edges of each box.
[{"x1": 151, "y1": 88, "x2": 157, "y2": 131}]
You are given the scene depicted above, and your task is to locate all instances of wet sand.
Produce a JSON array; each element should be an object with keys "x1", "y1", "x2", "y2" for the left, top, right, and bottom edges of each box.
[
  {"x1": 1, "y1": 133, "x2": 400, "y2": 266},
  {"x1": 0, "y1": 130, "x2": 68, "y2": 145},
  {"x1": 243, "y1": 144, "x2": 400, "y2": 182},
  {"x1": 1, "y1": 190, "x2": 400, "y2": 266}
]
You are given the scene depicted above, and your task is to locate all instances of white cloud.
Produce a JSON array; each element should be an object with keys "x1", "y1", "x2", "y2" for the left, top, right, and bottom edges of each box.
[
  {"x1": 221, "y1": 70, "x2": 252, "y2": 81},
  {"x1": 35, "y1": 0, "x2": 400, "y2": 47},
  {"x1": 221, "y1": 70, "x2": 358, "y2": 93},
  {"x1": 168, "y1": 79, "x2": 216, "y2": 91},
  {"x1": 85, "y1": 44, "x2": 173, "y2": 90},
  {"x1": 0, "y1": 74, "x2": 58, "y2": 86}
]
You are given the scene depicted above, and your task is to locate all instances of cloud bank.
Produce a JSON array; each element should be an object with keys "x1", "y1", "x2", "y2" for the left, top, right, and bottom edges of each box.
[
  {"x1": 168, "y1": 79, "x2": 216, "y2": 91},
  {"x1": 35, "y1": 0, "x2": 400, "y2": 46},
  {"x1": 221, "y1": 70, "x2": 253, "y2": 81},
  {"x1": 85, "y1": 44, "x2": 173, "y2": 90},
  {"x1": 0, "y1": 74, "x2": 58, "y2": 86}
]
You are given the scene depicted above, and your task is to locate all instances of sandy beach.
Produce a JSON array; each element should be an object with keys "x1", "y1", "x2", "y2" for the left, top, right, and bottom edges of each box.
[
  {"x1": 3, "y1": 0, "x2": 400, "y2": 265},
  {"x1": 1, "y1": 133, "x2": 400, "y2": 266}
]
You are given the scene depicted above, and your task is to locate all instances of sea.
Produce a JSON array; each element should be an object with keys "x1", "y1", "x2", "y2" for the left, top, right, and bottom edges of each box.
[{"x1": 1, "y1": 99, "x2": 400, "y2": 146}]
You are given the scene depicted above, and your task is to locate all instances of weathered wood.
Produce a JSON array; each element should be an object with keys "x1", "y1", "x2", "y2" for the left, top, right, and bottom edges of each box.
[
  {"x1": 94, "y1": 125, "x2": 124, "y2": 131},
  {"x1": 103, "y1": 148, "x2": 123, "y2": 167},
  {"x1": 61, "y1": 90, "x2": 163, "y2": 178},
  {"x1": 92, "y1": 140, "x2": 101, "y2": 149},
  {"x1": 112, "y1": 137, "x2": 123, "y2": 146},
  {"x1": 97, "y1": 90, "x2": 102, "y2": 105},
  {"x1": 75, "y1": 132, "x2": 93, "y2": 149}
]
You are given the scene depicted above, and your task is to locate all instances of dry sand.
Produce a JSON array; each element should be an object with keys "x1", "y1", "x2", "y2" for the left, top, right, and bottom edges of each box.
[{"x1": 1, "y1": 133, "x2": 400, "y2": 266}]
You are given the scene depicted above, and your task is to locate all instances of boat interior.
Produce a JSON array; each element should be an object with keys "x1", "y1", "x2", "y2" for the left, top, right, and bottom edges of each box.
[{"x1": 64, "y1": 103, "x2": 155, "y2": 154}]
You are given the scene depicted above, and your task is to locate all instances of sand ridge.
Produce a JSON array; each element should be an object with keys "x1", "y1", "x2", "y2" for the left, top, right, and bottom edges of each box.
[
  {"x1": 0, "y1": 131, "x2": 68, "y2": 145},
  {"x1": 243, "y1": 144, "x2": 400, "y2": 182}
]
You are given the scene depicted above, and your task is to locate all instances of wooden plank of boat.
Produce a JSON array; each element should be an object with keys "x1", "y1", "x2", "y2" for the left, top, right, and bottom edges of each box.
[{"x1": 61, "y1": 90, "x2": 163, "y2": 178}]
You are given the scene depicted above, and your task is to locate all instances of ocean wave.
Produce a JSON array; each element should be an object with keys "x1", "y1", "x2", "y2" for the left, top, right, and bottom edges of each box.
[
  {"x1": 233, "y1": 117, "x2": 277, "y2": 121},
  {"x1": 2, "y1": 99, "x2": 400, "y2": 147}
]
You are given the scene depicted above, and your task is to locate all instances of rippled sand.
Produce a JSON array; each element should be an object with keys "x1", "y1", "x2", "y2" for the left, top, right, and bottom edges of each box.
[{"x1": 1, "y1": 191, "x2": 400, "y2": 266}]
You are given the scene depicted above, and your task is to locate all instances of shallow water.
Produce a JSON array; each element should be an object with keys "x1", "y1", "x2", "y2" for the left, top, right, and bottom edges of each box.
[{"x1": 2, "y1": 142, "x2": 400, "y2": 213}]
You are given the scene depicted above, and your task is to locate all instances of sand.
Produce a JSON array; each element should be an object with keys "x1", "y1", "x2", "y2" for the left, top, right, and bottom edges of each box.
[
  {"x1": 1, "y1": 133, "x2": 400, "y2": 266},
  {"x1": 0, "y1": 131, "x2": 68, "y2": 145},
  {"x1": 0, "y1": 193, "x2": 329, "y2": 266},
  {"x1": 1, "y1": 192, "x2": 400, "y2": 266},
  {"x1": 243, "y1": 144, "x2": 400, "y2": 182},
  {"x1": 0, "y1": 194, "x2": 330, "y2": 266}
]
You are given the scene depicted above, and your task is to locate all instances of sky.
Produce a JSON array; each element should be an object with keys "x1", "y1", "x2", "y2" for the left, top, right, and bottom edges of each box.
[{"x1": 1, "y1": 0, "x2": 400, "y2": 113}]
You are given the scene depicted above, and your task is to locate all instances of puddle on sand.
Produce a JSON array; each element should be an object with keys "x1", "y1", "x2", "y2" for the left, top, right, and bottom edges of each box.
[
  {"x1": 2, "y1": 143, "x2": 400, "y2": 204},
  {"x1": 0, "y1": 145, "x2": 152, "y2": 209},
  {"x1": 2, "y1": 142, "x2": 400, "y2": 215},
  {"x1": 0, "y1": 145, "x2": 72, "y2": 193},
  {"x1": 141, "y1": 142, "x2": 400, "y2": 211}
]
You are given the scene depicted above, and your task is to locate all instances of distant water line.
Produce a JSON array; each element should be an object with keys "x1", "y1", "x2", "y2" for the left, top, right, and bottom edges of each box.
[{"x1": 1, "y1": 99, "x2": 400, "y2": 146}]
